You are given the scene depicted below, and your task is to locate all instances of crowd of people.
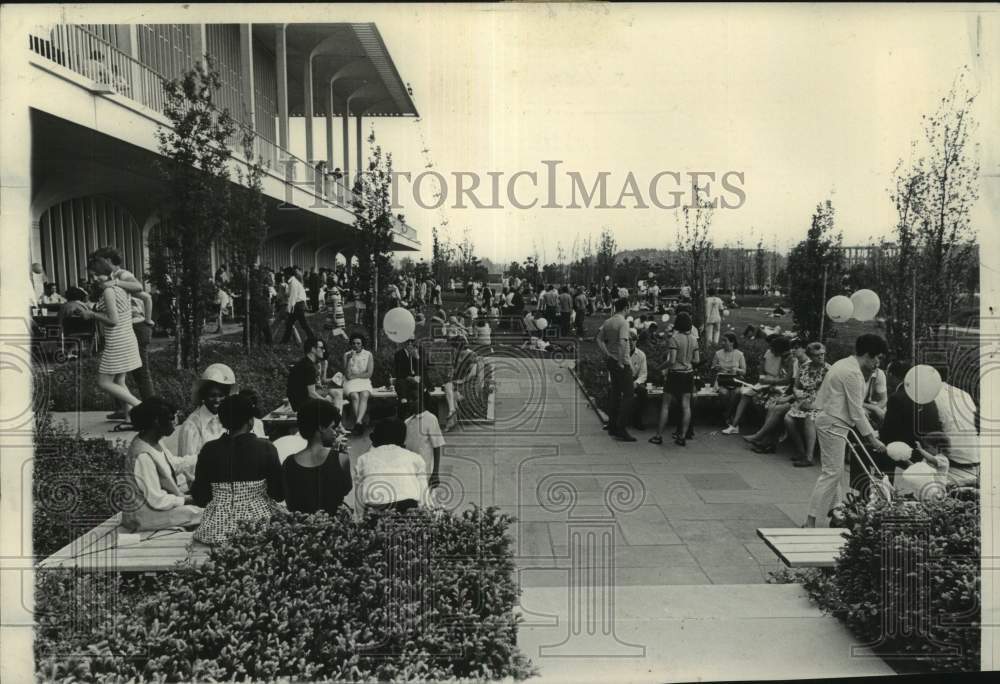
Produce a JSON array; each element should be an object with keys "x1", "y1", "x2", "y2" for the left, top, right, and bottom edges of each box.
[{"x1": 121, "y1": 361, "x2": 446, "y2": 545}]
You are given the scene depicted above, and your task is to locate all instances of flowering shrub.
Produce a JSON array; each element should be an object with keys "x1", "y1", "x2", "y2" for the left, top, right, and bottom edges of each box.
[
  {"x1": 35, "y1": 507, "x2": 536, "y2": 682},
  {"x1": 801, "y1": 489, "x2": 980, "y2": 673}
]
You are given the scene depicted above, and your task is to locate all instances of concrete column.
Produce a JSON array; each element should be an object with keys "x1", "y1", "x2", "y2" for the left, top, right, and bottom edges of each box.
[
  {"x1": 303, "y1": 56, "x2": 314, "y2": 162},
  {"x1": 239, "y1": 25, "x2": 257, "y2": 135},
  {"x1": 325, "y1": 89, "x2": 335, "y2": 165},
  {"x1": 190, "y1": 24, "x2": 208, "y2": 68},
  {"x1": 342, "y1": 107, "x2": 350, "y2": 189},
  {"x1": 276, "y1": 24, "x2": 289, "y2": 150},
  {"x1": 355, "y1": 113, "x2": 363, "y2": 185}
]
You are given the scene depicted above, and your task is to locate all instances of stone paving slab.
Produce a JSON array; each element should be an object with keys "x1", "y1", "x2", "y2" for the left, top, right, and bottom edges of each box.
[{"x1": 517, "y1": 584, "x2": 895, "y2": 682}]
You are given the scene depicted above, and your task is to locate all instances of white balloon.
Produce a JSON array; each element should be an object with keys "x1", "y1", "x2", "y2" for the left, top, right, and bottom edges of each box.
[
  {"x1": 383, "y1": 307, "x2": 416, "y2": 343},
  {"x1": 661, "y1": 313, "x2": 670, "y2": 322},
  {"x1": 535, "y1": 317, "x2": 548, "y2": 330},
  {"x1": 850, "y1": 289, "x2": 881, "y2": 322},
  {"x1": 904, "y1": 365, "x2": 942, "y2": 405},
  {"x1": 826, "y1": 295, "x2": 854, "y2": 323},
  {"x1": 626, "y1": 316, "x2": 634, "y2": 323},
  {"x1": 723, "y1": 309, "x2": 730, "y2": 317},
  {"x1": 886, "y1": 441, "x2": 912, "y2": 463}
]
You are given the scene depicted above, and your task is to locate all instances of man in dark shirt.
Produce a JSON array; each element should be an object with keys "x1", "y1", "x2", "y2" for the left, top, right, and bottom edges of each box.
[
  {"x1": 393, "y1": 337, "x2": 428, "y2": 408},
  {"x1": 287, "y1": 337, "x2": 331, "y2": 412}
]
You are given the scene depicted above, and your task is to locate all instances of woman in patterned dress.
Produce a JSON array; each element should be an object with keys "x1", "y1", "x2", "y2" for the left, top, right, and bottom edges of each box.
[
  {"x1": 443, "y1": 335, "x2": 479, "y2": 431},
  {"x1": 191, "y1": 393, "x2": 283, "y2": 545},
  {"x1": 784, "y1": 342, "x2": 831, "y2": 467},
  {"x1": 80, "y1": 255, "x2": 142, "y2": 411}
]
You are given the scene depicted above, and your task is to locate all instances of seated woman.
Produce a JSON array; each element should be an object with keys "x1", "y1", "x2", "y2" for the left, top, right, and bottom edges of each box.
[
  {"x1": 742, "y1": 340, "x2": 805, "y2": 452},
  {"x1": 177, "y1": 364, "x2": 265, "y2": 466},
  {"x1": 722, "y1": 335, "x2": 797, "y2": 437},
  {"x1": 343, "y1": 333, "x2": 375, "y2": 435},
  {"x1": 473, "y1": 317, "x2": 493, "y2": 352},
  {"x1": 712, "y1": 332, "x2": 747, "y2": 424},
  {"x1": 283, "y1": 399, "x2": 353, "y2": 515},
  {"x1": 122, "y1": 398, "x2": 202, "y2": 532},
  {"x1": 191, "y1": 393, "x2": 284, "y2": 545},
  {"x1": 355, "y1": 418, "x2": 430, "y2": 513},
  {"x1": 444, "y1": 335, "x2": 479, "y2": 431},
  {"x1": 783, "y1": 342, "x2": 830, "y2": 466}
]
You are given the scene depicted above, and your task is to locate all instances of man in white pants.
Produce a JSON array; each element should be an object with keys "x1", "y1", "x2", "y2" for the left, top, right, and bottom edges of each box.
[{"x1": 804, "y1": 333, "x2": 888, "y2": 528}]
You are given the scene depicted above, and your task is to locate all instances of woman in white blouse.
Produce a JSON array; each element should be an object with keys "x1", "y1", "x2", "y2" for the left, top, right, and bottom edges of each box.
[
  {"x1": 344, "y1": 333, "x2": 375, "y2": 434},
  {"x1": 123, "y1": 398, "x2": 202, "y2": 531}
]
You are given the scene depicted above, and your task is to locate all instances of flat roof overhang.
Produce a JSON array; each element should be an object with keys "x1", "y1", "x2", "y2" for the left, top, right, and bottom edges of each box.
[{"x1": 253, "y1": 23, "x2": 419, "y2": 118}]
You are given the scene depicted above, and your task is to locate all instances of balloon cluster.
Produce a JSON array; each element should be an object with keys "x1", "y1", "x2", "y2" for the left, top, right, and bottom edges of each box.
[{"x1": 825, "y1": 289, "x2": 880, "y2": 323}]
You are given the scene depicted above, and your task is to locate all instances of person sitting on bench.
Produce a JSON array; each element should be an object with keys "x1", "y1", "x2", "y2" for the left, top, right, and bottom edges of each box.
[
  {"x1": 122, "y1": 397, "x2": 202, "y2": 532},
  {"x1": 355, "y1": 418, "x2": 430, "y2": 514}
]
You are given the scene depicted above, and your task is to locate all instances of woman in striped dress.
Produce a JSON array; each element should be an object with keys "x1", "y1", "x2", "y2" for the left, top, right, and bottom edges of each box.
[{"x1": 80, "y1": 255, "x2": 143, "y2": 411}]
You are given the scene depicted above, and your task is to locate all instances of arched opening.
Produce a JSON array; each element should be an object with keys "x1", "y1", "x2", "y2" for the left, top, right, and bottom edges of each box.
[{"x1": 38, "y1": 195, "x2": 143, "y2": 292}]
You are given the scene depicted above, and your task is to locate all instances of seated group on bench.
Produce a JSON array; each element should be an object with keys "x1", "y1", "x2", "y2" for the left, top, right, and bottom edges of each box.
[{"x1": 122, "y1": 369, "x2": 445, "y2": 546}]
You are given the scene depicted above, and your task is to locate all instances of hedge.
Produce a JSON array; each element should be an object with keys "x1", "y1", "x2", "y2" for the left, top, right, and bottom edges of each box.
[
  {"x1": 801, "y1": 489, "x2": 980, "y2": 673},
  {"x1": 32, "y1": 414, "x2": 132, "y2": 559},
  {"x1": 35, "y1": 508, "x2": 536, "y2": 682}
]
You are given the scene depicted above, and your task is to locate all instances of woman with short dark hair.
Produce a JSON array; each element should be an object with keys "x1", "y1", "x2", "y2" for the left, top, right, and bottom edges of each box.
[
  {"x1": 123, "y1": 398, "x2": 202, "y2": 531},
  {"x1": 283, "y1": 399, "x2": 352, "y2": 515},
  {"x1": 343, "y1": 333, "x2": 374, "y2": 434},
  {"x1": 191, "y1": 393, "x2": 284, "y2": 545}
]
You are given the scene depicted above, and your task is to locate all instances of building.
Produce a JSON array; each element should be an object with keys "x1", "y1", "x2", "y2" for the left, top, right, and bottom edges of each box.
[
  {"x1": 24, "y1": 22, "x2": 420, "y2": 291},
  {"x1": 838, "y1": 243, "x2": 899, "y2": 270}
]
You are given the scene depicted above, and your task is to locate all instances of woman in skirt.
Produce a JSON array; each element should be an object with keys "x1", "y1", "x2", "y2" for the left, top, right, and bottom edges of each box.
[
  {"x1": 80, "y1": 255, "x2": 143, "y2": 411},
  {"x1": 343, "y1": 333, "x2": 375, "y2": 434},
  {"x1": 191, "y1": 393, "x2": 283, "y2": 545}
]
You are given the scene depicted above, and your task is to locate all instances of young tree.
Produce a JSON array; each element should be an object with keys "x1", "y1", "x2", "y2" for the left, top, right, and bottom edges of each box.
[
  {"x1": 431, "y1": 225, "x2": 454, "y2": 284},
  {"x1": 675, "y1": 187, "x2": 714, "y2": 332},
  {"x1": 226, "y1": 126, "x2": 270, "y2": 350},
  {"x1": 754, "y1": 238, "x2": 767, "y2": 291},
  {"x1": 352, "y1": 132, "x2": 398, "y2": 347},
  {"x1": 153, "y1": 60, "x2": 236, "y2": 369},
  {"x1": 596, "y1": 228, "x2": 617, "y2": 284},
  {"x1": 786, "y1": 199, "x2": 843, "y2": 341},
  {"x1": 881, "y1": 69, "x2": 981, "y2": 355}
]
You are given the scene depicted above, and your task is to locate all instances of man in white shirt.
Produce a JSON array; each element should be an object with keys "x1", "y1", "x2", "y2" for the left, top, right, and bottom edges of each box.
[
  {"x1": 280, "y1": 266, "x2": 315, "y2": 343},
  {"x1": 932, "y1": 369, "x2": 979, "y2": 484},
  {"x1": 400, "y1": 392, "x2": 445, "y2": 488},
  {"x1": 355, "y1": 418, "x2": 430, "y2": 512},
  {"x1": 804, "y1": 334, "x2": 889, "y2": 527},
  {"x1": 704, "y1": 288, "x2": 724, "y2": 345},
  {"x1": 628, "y1": 330, "x2": 649, "y2": 430}
]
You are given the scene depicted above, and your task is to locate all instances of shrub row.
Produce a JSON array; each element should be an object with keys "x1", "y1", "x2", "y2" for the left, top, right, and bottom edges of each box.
[
  {"x1": 801, "y1": 489, "x2": 980, "y2": 673},
  {"x1": 35, "y1": 508, "x2": 536, "y2": 682}
]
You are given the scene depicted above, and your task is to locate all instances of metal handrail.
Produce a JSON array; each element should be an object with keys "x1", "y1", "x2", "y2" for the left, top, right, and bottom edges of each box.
[{"x1": 27, "y1": 23, "x2": 372, "y2": 216}]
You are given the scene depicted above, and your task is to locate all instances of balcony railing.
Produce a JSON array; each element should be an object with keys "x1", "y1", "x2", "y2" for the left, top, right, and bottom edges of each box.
[{"x1": 27, "y1": 23, "x2": 374, "y2": 218}]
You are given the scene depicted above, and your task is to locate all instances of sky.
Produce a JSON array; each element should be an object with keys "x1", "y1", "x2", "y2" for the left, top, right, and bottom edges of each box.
[
  {"x1": 326, "y1": 3, "x2": 994, "y2": 265},
  {"x1": 52, "y1": 3, "x2": 995, "y2": 264}
]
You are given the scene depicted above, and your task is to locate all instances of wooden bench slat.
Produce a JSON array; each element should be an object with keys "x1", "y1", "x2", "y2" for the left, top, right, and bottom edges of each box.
[
  {"x1": 757, "y1": 528, "x2": 850, "y2": 537},
  {"x1": 765, "y1": 542, "x2": 848, "y2": 553},
  {"x1": 765, "y1": 535, "x2": 848, "y2": 545},
  {"x1": 780, "y1": 553, "x2": 840, "y2": 568}
]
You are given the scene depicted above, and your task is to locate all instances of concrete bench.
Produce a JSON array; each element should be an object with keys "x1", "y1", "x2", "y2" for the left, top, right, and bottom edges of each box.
[{"x1": 756, "y1": 528, "x2": 851, "y2": 568}]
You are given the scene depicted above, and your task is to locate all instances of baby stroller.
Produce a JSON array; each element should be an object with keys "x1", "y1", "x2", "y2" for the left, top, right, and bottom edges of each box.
[{"x1": 828, "y1": 428, "x2": 894, "y2": 527}]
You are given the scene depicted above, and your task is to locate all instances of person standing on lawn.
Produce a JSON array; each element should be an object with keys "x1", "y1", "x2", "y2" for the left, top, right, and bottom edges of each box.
[
  {"x1": 704, "y1": 288, "x2": 724, "y2": 345},
  {"x1": 558, "y1": 285, "x2": 574, "y2": 337},
  {"x1": 596, "y1": 298, "x2": 636, "y2": 442},
  {"x1": 803, "y1": 333, "x2": 888, "y2": 528},
  {"x1": 541, "y1": 283, "x2": 559, "y2": 327},
  {"x1": 573, "y1": 286, "x2": 589, "y2": 339}
]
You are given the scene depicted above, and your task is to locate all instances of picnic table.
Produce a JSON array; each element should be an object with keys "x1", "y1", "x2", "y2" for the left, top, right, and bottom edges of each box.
[{"x1": 756, "y1": 527, "x2": 851, "y2": 568}]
